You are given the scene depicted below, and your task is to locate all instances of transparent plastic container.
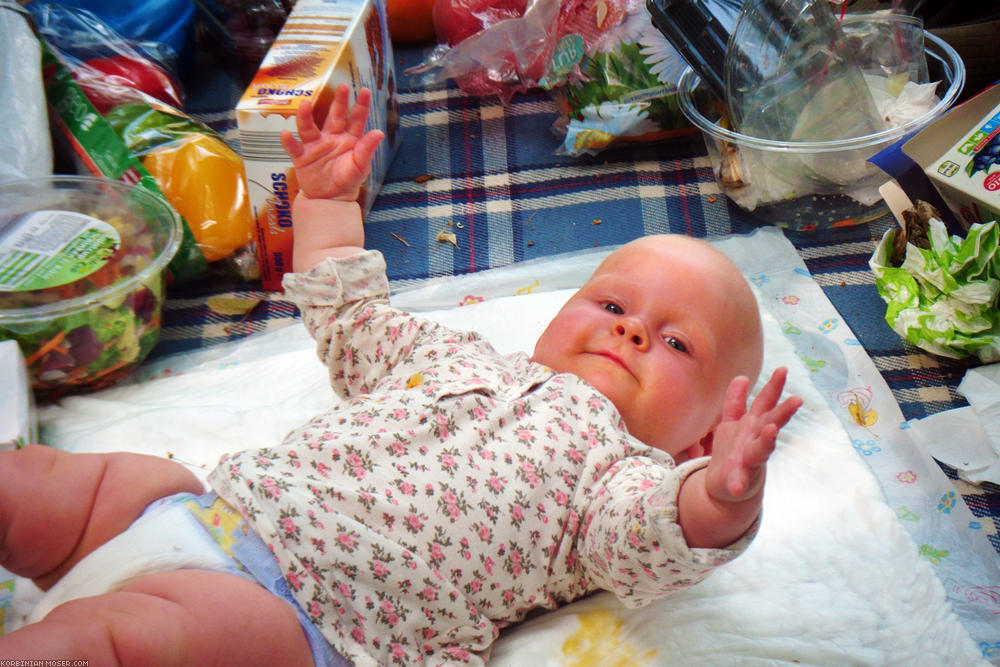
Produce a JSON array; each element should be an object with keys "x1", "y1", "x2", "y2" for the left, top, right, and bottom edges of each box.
[
  {"x1": 0, "y1": 176, "x2": 182, "y2": 400},
  {"x1": 723, "y1": 0, "x2": 886, "y2": 143},
  {"x1": 677, "y1": 23, "x2": 964, "y2": 230}
]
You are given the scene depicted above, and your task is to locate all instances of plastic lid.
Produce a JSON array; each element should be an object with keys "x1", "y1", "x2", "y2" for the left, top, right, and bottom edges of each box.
[{"x1": 0, "y1": 176, "x2": 182, "y2": 324}]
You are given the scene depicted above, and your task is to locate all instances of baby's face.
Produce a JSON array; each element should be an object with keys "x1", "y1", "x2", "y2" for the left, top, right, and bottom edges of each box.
[{"x1": 532, "y1": 236, "x2": 762, "y2": 459}]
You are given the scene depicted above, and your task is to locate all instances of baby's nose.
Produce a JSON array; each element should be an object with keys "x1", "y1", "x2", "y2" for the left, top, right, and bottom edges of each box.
[{"x1": 614, "y1": 319, "x2": 648, "y2": 349}]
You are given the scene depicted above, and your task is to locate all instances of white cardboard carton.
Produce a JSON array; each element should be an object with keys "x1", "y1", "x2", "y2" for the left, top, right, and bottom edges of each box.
[
  {"x1": 900, "y1": 84, "x2": 1000, "y2": 229},
  {"x1": 237, "y1": 0, "x2": 399, "y2": 290}
]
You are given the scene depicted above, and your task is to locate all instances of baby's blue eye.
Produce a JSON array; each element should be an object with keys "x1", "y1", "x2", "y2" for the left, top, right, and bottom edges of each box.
[
  {"x1": 604, "y1": 302, "x2": 624, "y2": 315},
  {"x1": 665, "y1": 336, "x2": 688, "y2": 353}
]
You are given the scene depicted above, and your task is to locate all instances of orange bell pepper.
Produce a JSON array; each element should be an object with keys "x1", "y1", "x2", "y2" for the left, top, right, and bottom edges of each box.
[{"x1": 141, "y1": 133, "x2": 254, "y2": 263}]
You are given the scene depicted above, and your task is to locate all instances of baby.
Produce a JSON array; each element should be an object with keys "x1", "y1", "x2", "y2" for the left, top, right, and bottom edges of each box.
[{"x1": 0, "y1": 85, "x2": 801, "y2": 666}]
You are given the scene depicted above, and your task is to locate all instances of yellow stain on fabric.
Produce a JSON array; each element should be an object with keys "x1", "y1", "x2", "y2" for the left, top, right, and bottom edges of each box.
[
  {"x1": 516, "y1": 280, "x2": 541, "y2": 295},
  {"x1": 561, "y1": 609, "x2": 657, "y2": 667},
  {"x1": 848, "y1": 398, "x2": 878, "y2": 427}
]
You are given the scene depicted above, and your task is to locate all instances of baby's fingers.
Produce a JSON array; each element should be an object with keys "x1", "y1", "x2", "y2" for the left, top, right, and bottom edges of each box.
[
  {"x1": 748, "y1": 366, "x2": 791, "y2": 417},
  {"x1": 345, "y1": 88, "x2": 374, "y2": 138},
  {"x1": 720, "y1": 375, "x2": 751, "y2": 423},
  {"x1": 727, "y1": 467, "x2": 750, "y2": 498},
  {"x1": 280, "y1": 129, "x2": 305, "y2": 162},
  {"x1": 321, "y1": 83, "x2": 352, "y2": 135},
  {"x1": 352, "y1": 129, "x2": 385, "y2": 173},
  {"x1": 294, "y1": 98, "x2": 321, "y2": 144},
  {"x1": 768, "y1": 395, "x2": 803, "y2": 431}
]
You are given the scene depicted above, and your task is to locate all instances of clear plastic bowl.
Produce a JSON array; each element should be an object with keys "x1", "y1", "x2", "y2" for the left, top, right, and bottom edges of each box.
[
  {"x1": 0, "y1": 176, "x2": 182, "y2": 400},
  {"x1": 677, "y1": 26, "x2": 965, "y2": 231}
]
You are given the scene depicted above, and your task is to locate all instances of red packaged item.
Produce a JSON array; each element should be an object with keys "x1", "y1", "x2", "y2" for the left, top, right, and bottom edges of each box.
[
  {"x1": 31, "y1": 3, "x2": 260, "y2": 282},
  {"x1": 413, "y1": 0, "x2": 633, "y2": 102}
]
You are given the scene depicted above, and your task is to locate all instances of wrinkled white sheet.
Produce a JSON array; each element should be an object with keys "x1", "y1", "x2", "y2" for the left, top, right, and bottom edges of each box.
[{"x1": 12, "y1": 229, "x2": 994, "y2": 665}]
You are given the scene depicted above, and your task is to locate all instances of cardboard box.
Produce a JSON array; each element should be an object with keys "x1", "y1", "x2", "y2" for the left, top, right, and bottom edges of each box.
[
  {"x1": 236, "y1": 0, "x2": 399, "y2": 290},
  {"x1": 924, "y1": 91, "x2": 1000, "y2": 228},
  {"x1": 896, "y1": 84, "x2": 1000, "y2": 229}
]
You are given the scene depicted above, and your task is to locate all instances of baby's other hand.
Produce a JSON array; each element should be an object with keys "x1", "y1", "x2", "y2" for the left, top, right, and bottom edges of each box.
[
  {"x1": 704, "y1": 367, "x2": 802, "y2": 504},
  {"x1": 280, "y1": 84, "x2": 385, "y2": 202}
]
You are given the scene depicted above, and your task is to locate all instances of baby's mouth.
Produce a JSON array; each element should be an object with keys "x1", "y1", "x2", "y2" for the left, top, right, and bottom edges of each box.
[{"x1": 593, "y1": 350, "x2": 635, "y2": 378}]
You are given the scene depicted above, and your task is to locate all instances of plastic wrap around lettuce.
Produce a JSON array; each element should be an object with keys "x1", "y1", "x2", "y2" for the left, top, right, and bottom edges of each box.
[{"x1": 870, "y1": 217, "x2": 1000, "y2": 361}]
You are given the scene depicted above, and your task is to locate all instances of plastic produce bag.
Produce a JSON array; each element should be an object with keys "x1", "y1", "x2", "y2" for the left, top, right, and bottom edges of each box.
[
  {"x1": 30, "y1": 3, "x2": 258, "y2": 282},
  {"x1": 0, "y1": 2, "x2": 53, "y2": 183},
  {"x1": 412, "y1": 0, "x2": 635, "y2": 102},
  {"x1": 28, "y1": 0, "x2": 186, "y2": 110},
  {"x1": 870, "y1": 215, "x2": 1000, "y2": 361},
  {"x1": 46, "y1": 0, "x2": 197, "y2": 68},
  {"x1": 416, "y1": 0, "x2": 706, "y2": 155}
]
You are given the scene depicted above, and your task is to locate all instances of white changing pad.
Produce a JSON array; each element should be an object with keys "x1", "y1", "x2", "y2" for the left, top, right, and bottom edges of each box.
[{"x1": 10, "y1": 229, "x2": 998, "y2": 665}]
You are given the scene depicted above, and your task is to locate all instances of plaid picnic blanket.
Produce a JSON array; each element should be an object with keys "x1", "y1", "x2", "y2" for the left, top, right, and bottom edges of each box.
[{"x1": 171, "y1": 45, "x2": 999, "y2": 557}]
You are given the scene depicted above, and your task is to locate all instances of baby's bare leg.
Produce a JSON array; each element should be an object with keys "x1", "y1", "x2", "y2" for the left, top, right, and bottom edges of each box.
[
  {"x1": 0, "y1": 445, "x2": 203, "y2": 590},
  {"x1": 0, "y1": 569, "x2": 314, "y2": 666}
]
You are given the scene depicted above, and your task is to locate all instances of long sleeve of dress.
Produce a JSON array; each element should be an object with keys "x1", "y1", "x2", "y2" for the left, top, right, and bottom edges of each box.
[
  {"x1": 577, "y1": 456, "x2": 757, "y2": 607},
  {"x1": 282, "y1": 251, "x2": 487, "y2": 398}
]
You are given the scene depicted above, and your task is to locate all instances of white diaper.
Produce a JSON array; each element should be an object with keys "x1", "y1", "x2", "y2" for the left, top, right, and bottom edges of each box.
[{"x1": 25, "y1": 492, "x2": 345, "y2": 666}]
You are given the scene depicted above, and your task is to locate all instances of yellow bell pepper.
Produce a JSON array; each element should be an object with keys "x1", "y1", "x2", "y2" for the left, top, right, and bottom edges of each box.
[{"x1": 141, "y1": 133, "x2": 253, "y2": 263}]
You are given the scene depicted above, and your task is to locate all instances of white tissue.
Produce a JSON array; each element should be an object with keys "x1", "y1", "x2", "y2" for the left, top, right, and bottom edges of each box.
[
  {"x1": 869, "y1": 79, "x2": 942, "y2": 127},
  {"x1": 908, "y1": 363, "x2": 1000, "y2": 485},
  {"x1": 0, "y1": 340, "x2": 36, "y2": 450},
  {"x1": 0, "y1": 4, "x2": 53, "y2": 183}
]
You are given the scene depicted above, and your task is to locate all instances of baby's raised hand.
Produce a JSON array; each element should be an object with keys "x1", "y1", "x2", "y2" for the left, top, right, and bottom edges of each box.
[
  {"x1": 704, "y1": 367, "x2": 802, "y2": 504},
  {"x1": 280, "y1": 84, "x2": 385, "y2": 202}
]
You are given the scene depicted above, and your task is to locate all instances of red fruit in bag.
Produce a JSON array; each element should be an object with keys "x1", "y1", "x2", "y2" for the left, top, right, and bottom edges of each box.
[
  {"x1": 432, "y1": 0, "x2": 529, "y2": 46},
  {"x1": 75, "y1": 55, "x2": 183, "y2": 113}
]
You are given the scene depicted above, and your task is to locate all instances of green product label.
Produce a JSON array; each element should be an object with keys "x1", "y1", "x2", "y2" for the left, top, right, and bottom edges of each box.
[
  {"x1": 39, "y1": 42, "x2": 207, "y2": 282},
  {"x1": 0, "y1": 211, "x2": 120, "y2": 291},
  {"x1": 41, "y1": 43, "x2": 134, "y2": 180},
  {"x1": 540, "y1": 34, "x2": 585, "y2": 89},
  {"x1": 957, "y1": 109, "x2": 1000, "y2": 156},
  {"x1": 937, "y1": 160, "x2": 960, "y2": 177}
]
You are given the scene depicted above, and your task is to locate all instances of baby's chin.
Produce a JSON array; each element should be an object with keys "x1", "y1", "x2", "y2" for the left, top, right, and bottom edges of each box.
[
  {"x1": 670, "y1": 449, "x2": 692, "y2": 464},
  {"x1": 668, "y1": 440, "x2": 708, "y2": 464}
]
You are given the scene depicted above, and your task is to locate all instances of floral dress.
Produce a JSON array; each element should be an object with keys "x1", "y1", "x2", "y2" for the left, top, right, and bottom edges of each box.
[{"x1": 208, "y1": 251, "x2": 753, "y2": 666}]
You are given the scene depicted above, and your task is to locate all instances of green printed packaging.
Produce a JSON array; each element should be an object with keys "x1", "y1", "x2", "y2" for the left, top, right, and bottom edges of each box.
[
  {"x1": 925, "y1": 90, "x2": 1000, "y2": 228},
  {"x1": 894, "y1": 84, "x2": 1000, "y2": 230},
  {"x1": 40, "y1": 40, "x2": 206, "y2": 283},
  {"x1": 870, "y1": 218, "x2": 1000, "y2": 361}
]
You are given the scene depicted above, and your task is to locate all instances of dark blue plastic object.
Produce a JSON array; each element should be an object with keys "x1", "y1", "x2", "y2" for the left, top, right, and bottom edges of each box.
[{"x1": 30, "y1": 0, "x2": 196, "y2": 63}]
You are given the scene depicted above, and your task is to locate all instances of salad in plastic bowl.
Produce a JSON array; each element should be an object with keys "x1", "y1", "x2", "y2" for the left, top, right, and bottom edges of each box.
[{"x1": 0, "y1": 176, "x2": 182, "y2": 401}]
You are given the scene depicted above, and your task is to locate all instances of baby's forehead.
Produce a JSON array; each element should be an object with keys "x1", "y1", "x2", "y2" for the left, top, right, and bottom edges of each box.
[{"x1": 589, "y1": 250, "x2": 735, "y2": 291}]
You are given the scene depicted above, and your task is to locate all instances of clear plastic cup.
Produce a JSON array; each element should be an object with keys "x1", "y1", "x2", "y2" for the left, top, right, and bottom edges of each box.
[
  {"x1": 677, "y1": 25, "x2": 964, "y2": 230},
  {"x1": 724, "y1": 0, "x2": 886, "y2": 143}
]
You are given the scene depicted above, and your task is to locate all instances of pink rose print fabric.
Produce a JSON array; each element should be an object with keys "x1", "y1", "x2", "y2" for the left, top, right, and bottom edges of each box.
[{"x1": 208, "y1": 251, "x2": 753, "y2": 666}]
